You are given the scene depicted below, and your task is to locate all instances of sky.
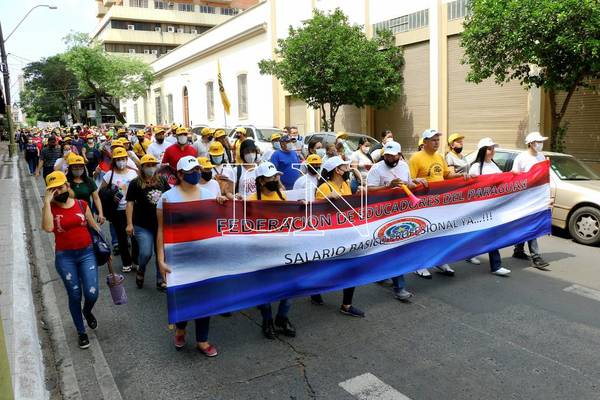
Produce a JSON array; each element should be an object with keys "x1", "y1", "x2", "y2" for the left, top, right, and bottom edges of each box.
[{"x1": 0, "y1": 0, "x2": 97, "y2": 102}]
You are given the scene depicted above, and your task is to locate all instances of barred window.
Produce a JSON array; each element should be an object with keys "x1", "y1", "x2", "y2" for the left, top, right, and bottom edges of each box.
[
  {"x1": 206, "y1": 82, "x2": 214, "y2": 120},
  {"x1": 154, "y1": 95, "x2": 162, "y2": 124},
  {"x1": 220, "y1": 7, "x2": 239, "y2": 16},
  {"x1": 167, "y1": 94, "x2": 174, "y2": 123},
  {"x1": 373, "y1": 9, "x2": 429, "y2": 35},
  {"x1": 199, "y1": 5, "x2": 216, "y2": 14},
  {"x1": 448, "y1": 0, "x2": 471, "y2": 21},
  {"x1": 237, "y1": 74, "x2": 248, "y2": 119},
  {"x1": 178, "y1": 3, "x2": 194, "y2": 12},
  {"x1": 129, "y1": 0, "x2": 148, "y2": 8}
]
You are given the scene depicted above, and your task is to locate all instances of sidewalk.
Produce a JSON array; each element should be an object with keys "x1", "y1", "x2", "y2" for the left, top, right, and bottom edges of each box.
[{"x1": 0, "y1": 144, "x2": 47, "y2": 399}]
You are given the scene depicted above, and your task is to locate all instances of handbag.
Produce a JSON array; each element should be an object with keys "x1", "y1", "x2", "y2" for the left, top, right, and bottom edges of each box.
[
  {"x1": 77, "y1": 200, "x2": 111, "y2": 266},
  {"x1": 98, "y1": 169, "x2": 120, "y2": 222}
]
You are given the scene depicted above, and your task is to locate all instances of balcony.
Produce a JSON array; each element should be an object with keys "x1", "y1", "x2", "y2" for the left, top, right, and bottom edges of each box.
[
  {"x1": 96, "y1": 1, "x2": 108, "y2": 18},
  {"x1": 100, "y1": 3, "x2": 231, "y2": 25},
  {"x1": 97, "y1": 28, "x2": 199, "y2": 46}
]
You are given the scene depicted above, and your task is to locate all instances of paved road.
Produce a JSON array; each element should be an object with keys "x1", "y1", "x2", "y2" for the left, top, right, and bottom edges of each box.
[{"x1": 20, "y1": 162, "x2": 600, "y2": 400}]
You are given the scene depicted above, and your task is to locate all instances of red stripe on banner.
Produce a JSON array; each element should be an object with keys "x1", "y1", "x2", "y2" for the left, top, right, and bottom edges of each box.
[{"x1": 162, "y1": 161, "x2": 549, "y2": 244}]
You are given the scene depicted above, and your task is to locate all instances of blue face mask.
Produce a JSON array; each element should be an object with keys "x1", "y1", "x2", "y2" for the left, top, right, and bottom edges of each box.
[
  {"x1": 182, "y1": 171, "x2": 201, "y2": 185},
  {"x1": 273, "y1": 142, "x2": 282, "y2": 151}
]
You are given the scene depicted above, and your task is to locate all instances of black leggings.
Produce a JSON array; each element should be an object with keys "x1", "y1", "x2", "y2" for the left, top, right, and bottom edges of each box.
[
  {"x1": 311, "y1": 287, "x2": 355, "y2": 305},
  {"x1": 111, "y1": 210, "x2": 138, "y2": 267}
]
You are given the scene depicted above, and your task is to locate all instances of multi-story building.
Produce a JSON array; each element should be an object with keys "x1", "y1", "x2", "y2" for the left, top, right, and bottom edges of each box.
[{"x1": 92, "y1": 0, "x2": 258, "y2": 63}]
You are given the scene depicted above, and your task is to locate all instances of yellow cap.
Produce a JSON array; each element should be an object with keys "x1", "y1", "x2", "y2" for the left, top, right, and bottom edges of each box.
[
  {"x1": 139, "y1": 154, "x2": 158, "y2": 165},
  {"x1": 153, "y1": 126, "x2": 165, "y2": 134},
  {"x1": 136, "y1": 130, "x2": 145, "y2": 137},
  {"x1": 120, "y1": 137, "x2": 131, "y2": 145},
  {"x1": 448, "y1": 133, "x2": 465, "y2": 145},
  {"x1": 176, "y1": 127, "x2": 189, "y2": 135},
  {"x1": 117, "y1": 128, "x2": 126, "y2": 134},
  {"x1": 112, "y1": 147, "x2": 128, "y2": 159},
  {"x1": 235, "y1": 127, "x2": 246, "y2": 135},
  {"x1": 208, "y1": 141, "x2": 225, "y2": 156},
  {"x1": 45, "y1": 171, "x2": 67, "y2": 189},
  {"x1": 418, "y1": 138, "x2": 424, "y2": 147},
  {"x1": 305, "y1": 154, "x2": 322, "y2": 165},
  {"x1": 214, "y1": 129, "x2": 226, "y2": 138},
  {"x1": 111, "y1": 138, "x2": 124, "y2": 148},
  {"x1": 201, "y1": 127, "x2": 214, "y2": 136},
  {"x1": 197, "y1": 157, "x2": 214, "y2": 169},
  {"x1": 68, "y1": 155, "x2": 85, "y2": 166},
  {"x1": 270, "y1": 133, "x2": 282, "y2": 141},
  {"x1": 86, "y1": 133, "x2": 95, "y2": 139},
  {"x1": 63, "y1": 136, "x2": 72, "y2": 142},
  {"x1": 336, "y1": 131, "x2": 348, "y2": 140}
]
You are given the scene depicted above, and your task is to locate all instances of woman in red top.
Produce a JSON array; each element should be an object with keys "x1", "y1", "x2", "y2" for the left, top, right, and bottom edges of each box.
[{"x1": 42, "y1": 171, "x2": 103, "y2": 349}]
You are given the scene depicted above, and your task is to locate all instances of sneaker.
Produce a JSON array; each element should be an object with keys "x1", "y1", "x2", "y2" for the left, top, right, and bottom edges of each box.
[
  {"x1": 414, "y1": 269, "x2": 432, "y2": 279},
  {"x1": 512, "y1": 251, "x2": 530, "y2": 260},
  {"x1": 197, "y1": 343, "x2": 218, "y2": 357},
  {"x1": 122, "y1": 265, "x2": 132, "y2": 273},
  {"x1": 435, "y1": 264, "x2": 455, "y2": 276},
  {"x1": 466, "y1": 257, "x2": 481, "y2": 265},
  {"x1": 531, "y1": 256, "x2": 550, "y2": 271},
  {"x1": 83, "y1": 311, "x2": 97, "y2": 330},
  {"x1": 262, "y1": 319, "x2": 276, "y2": 339},
  {"x1": 492, "y1": 267, "x2": 511, "y2": 276},
  {"x1": 393, "y1": 288, "x2": 413, "y2": 302},
  {"x1": 340, "y1": 305, "x2": 365, "y2": 318},
  {"x1": 310, "y1": 294, "x2": 324, "y2": 305},
  {"x1": 78, "y1": 333, "x2": 90, "y2": 349},
  {"x1": 132, "y1": 264, "x2": 139, "y2": 272},
  {"x1": 275, "y1": 316, "x2": 296, "y2": 337},
  {"x1": 174, "y1": 330, "x2": 186, "y2": 350},
  {"x1": 112, "y1": 245, "x2": 120, "y2": 256}
]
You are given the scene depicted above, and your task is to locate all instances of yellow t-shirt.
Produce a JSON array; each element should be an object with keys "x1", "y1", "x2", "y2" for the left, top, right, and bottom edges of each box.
[
  {"x1": 315, "y1": 180, "x2": 351, "y2": 200},
  {"x1": 133, "y1": 139, "x2": 150, "y2": 157},
  {"x1": 234, "y1": 138, "x2": 248, "y2": 164},
  {"x1": 408, "y1": 150, "x2": 449, "y2": 182},
  {"x1": 247, "y1": 190, "x2": 286, "y2": 201}
]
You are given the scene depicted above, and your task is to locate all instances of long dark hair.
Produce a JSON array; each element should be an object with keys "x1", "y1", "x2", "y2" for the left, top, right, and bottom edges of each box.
[
  {"x1": 255, "y1": 176, "x2": 285, "y2": 200},
  {"x1": 308, "y1": 139, "x2": 322, "y2": 155},
  {"x1": 473, "y1": 147, "x2": 498, "y2": 175}
]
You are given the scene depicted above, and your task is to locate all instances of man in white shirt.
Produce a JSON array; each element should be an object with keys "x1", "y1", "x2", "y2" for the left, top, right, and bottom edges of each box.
[
  {"x1": 194, "y1": 127, "x2": 214, "y2": 158},
  {"x1": 147, "y1": 128, "x2": 170, "y2": 162},
  {"x1": 511, "y1": 132, "x2": 550, "y2": 270},
  {"x1": 292, "y1": 154, "x2": 322, "y2": 202}
]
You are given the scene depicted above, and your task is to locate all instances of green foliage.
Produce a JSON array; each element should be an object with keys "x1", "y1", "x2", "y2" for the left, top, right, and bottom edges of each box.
[
  {"x1": 461, "y1": 0, "x2": 600, "y2": 151},
  {"x1": 259, "y1": 9, "x2": 404, "y2": 131},
  {"x1": 61, "y1": 32, "x2": 154, "y2": 123}
]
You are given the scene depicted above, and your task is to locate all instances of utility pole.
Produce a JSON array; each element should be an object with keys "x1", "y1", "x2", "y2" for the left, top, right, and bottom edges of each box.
[
  {"x1": 95, "y1": 95, "x2": 102, "y2": 126},
  {"x1": 0, "y1": 22, "x2": 16, "y2": 157}
]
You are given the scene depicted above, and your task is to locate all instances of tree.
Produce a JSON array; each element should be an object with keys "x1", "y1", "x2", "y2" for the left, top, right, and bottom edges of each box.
[
  {"x1": 259, "y1": 9, "x2": 404, "y2": 131},
  {"x1": 61, "y1": 33, "x2": 154, "y2": 124},
  {"x1": 20, "y1": 55, "x2": 80, "y2": 124},
  {"x1": 461, "y1": 0, "x2": 600, "y2": 152}
]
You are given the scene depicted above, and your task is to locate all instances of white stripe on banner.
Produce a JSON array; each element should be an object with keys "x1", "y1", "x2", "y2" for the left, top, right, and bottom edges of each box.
[
  {"x1": 166, "y1": 184, "x2": 549, "y2": 287},
  {"x1": 339, "y1": 373, "x2": 412, "y2": 400}
]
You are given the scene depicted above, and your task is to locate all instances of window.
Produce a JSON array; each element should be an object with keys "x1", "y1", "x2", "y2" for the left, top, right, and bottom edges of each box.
[
  {"x1": 220, "y1": 7, "x2": 239, "y2": 16},
  {"x1": 129, "y1": 0, "x2": 148, "y2": 7},
  {"x1": 151, "y1": 49, "x2": 158, "y2": 55},
  {"x1": 155, "y1": 95, "x2": 162, "y2": 124},
  {"x1": 176, "y1": 28, "x2": 184, "y2": 33},
  {"x1": 134, "y1": 102, "x2": 139, "y2": 122},
  {"x1": 167, "y1": 94, "x2": 174, "y2": 124},
  {"x1": 237, "y1": 74, "x2": 248, "y2": 118},
  {"x1": 154, "y1": 26, "x2": 161, "y2": 32},
  {"x1": 143, "y1": 49, "x2": 150, "y2": 54},
  {"x1": 167, "y1": 26, "x2": 175, "y2": 32},
  {"x1": 448, "y1": 0, "x2": 471, "y2": 20},
  {"x1": 178, "y1": 3, "x2": 194, "y2": 12},
  {"x1": 199, "y1": 5, "x2": 215, "y2": 14},
  {"x1": 128, "y1": 48, "x2": 136, "y2": 54},
  {"x1": 154, "y1": 1, "x2": 173, "y2": 10},
  {"x1": 206, "y1": 82, "x2": 214, "y2": 120},
  {"x1": 373, "y1": 9, "x2": 429, "y2": 35},
  {"x1": 127, "y1": 24, "x2": 135, "y2": 30}
]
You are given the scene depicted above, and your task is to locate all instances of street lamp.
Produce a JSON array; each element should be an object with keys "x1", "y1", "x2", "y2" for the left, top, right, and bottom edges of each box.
[{"x1": 0, "y1": 4, "x2": 57, "y2": 157}]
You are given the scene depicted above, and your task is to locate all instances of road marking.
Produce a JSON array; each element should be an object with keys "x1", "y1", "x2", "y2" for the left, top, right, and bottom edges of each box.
[
  {"x1": 563, "y1": 284, "x2": 600, "y2": 302},
  {"x1": 339, "y1": 373, "x2": 412, "y2": 400}
]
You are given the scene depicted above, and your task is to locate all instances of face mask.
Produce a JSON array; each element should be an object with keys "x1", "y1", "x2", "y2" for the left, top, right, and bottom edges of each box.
[
  {"x1": 201, "y1": 171, "x2": 212, "y2": 181},
  {"x1": 72, "y1": 168, "x2": 85, "y2": 177},
  {"x1": 211, "y1": 155, "x2": 223, "y2": 165},
  {"x1": 273, "y1": 142, "x2": 282, "y2": 151},
  {"x1": 131, "y1": 136, "x2": 139, "y2": 144},
  {"x1": 384, "y1": 159, "x2": 399, "y2": 168},
  {"x1": 533, "y1": 142, "x2": 543, "y2": 152},
  {"x1": 361, "y1": 146, "x2": 371, "y2": 154},
  {"x1": 156, "y1": 137, "x2": 164, "y2": 144},
  {"x1": 340, "y1": 170, "x2": 350, "y2": 181},
  {"x1": 87, "y1": 139, "x2": 94, "y2": 144},
  {"x1": 316, "y1": 148, "x2": 326, "y2": 158},
  {"x1": 182, "y1": 171, "x2": 201, "y2": 185},
  {"x1": 54, "y1": 191, "x2": 69, "y2": 203},
  {"x1": 244, "y1": 153, "x2": 257, "y2": 163},
  {"x1": 177, "y1": 135, "x2": 188, "y2": 145},
  {"x1": 307, "y1": 166, "x2": 319, "y2": 176},
  {"x1": 143, "y1": 166, "x2": 157, "y2": 176},
  {"x1": 116, "y1": 160, "x2": 127, "y2": 169},
  {"x1": 453, "y1": 146, "x2": 463, "y2": 154},
  {"x1": 264, "y1": 180, "x2": 279, "y2": 192}
]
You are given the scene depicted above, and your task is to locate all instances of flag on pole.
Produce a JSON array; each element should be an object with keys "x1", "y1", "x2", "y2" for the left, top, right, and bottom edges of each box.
[{"x1": 217, "y1": 61, "x2": 231, "y2": 115}]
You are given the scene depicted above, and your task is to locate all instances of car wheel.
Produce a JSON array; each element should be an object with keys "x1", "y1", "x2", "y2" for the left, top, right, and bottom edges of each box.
[{"x1": 568, "y1": 206, "x2": 600, "y2": 246}]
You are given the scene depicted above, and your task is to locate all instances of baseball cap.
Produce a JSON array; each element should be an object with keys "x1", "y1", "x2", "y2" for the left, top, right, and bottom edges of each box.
[
  {"x1": 68, "y1": 155, "x2": 85, "y2": 166},
  {"x1": 208, "y1": 141, "x2": 225, "y2": 156},
  {"x1": 86, "y1": 133, "x2": 95, "y2": 139},
  {"x1": 270, "y1": 133, "x2": 282, "y2": 141},
  {"x1": 336, "y1": 132, "x2": 348, "y2": 140},
  {"x1": 45, "y1": 171, "x2": 67, "y2": 189},
  {"x1": 448, "y1": 133, "x2": 465, "y2": 144},
  {"x1": 110, "y1": 138, "x2": 124, "y2": 148},
  {"x1": 305, "y1": 154, "x2": 322, "y2": 165},
  {"x1": 197, "y1": 157, "x2": 214, "y2": 169},
  {"x1": 280, "y1": 135, "x2": 292, "y2": 142},
  {"x1": 153, "y1": 127, "x2": 165, "y2": 135},
  {"x1": 525, "y1": 132, "x2": 548, "y2": 144},
  {"x1": 176, "y1": 127, "x2": 189, "y2": 135},
  {"x1": 201, "y1": 127, "x2": 214, "y2": 136},
  {"x1": 235, "y1": 127, "x2": 246, "y2": 135},
  {"x1": 255, "y1": 162, "x2": 282, "y2": 178},
  {"x1": 112, "y1": 147, "x2": 128, "y2": 159},
  {"x1": 421, "y1": 128, "x2": 441, "y2": 140},
  {"x1": 177, "y1": 155, "x2": 200, "y2": 172},
  {"x1": 322, "y1": 156, "x2": 350, "y2": 172},
  {"x1": 136, "y1": 130, "x2": 145, "y2": 137},
  {"x1": 139, "y1": 154, "x2": 158, "y2": 165},
  {"x1": 214, "y1": 129, "x2": 226, "y2": 138},
  {"x1": 383, "y1": 141, "x2": 401, "y2": 156},
  {"x1": 477, "y1": 137, "x2": 499, "y2": 150}
]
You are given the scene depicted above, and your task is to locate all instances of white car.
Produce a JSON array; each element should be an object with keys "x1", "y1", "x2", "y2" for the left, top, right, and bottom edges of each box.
[{"x1": 227, "y1": 125, "x2": 285, "y2": 156}]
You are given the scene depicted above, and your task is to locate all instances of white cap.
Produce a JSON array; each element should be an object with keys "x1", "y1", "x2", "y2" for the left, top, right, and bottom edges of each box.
[
  {"x1": 322, "y1": 156, "x2": 350, "y2": 172},
  {"x1": 421, "y1": 128, "x2": 441, "y2": 140},
  {"x1": 176, "y1": 155, "x2": 200, "y2": 172},
  {"x1": 477, "y1": 137, "x2": 499, "y2": 150},
  {"x1": 383, "y1": 140, "x2": 401, "y2": 155},
  {"x1": 255, "y1": 161, "x2": 282, "y2": 178},
  {"x1": 525, "y1": 132, "x2": 548, "y2": 144}
]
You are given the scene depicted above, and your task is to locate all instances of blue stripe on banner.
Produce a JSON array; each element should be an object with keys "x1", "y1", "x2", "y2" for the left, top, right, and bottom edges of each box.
[{"x1": 167, "y1": 209, "x2": 551, "y2": 323}]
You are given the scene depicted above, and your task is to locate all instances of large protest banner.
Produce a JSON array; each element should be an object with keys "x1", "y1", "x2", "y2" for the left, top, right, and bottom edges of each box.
[{"x1": 162, "y1": 161, "x2": 551, "y2": 323}]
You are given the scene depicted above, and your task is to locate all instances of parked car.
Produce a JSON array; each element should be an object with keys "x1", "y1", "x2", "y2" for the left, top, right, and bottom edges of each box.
[
  {"x1": 227, "y1": 125, "x2": 285, "y2": 155},
  {"x1": 466, "y1": 148, "x2": 600, "y2": 246},
  {"x1": 191, "y1": 124, "x2": 209, "y2": 136},
  {"x1": 301, "y1": 132, "x2": 381, "y2": 158},
  {"x1": 126, "y1": 123, "x2": 146, "y2": 132}
]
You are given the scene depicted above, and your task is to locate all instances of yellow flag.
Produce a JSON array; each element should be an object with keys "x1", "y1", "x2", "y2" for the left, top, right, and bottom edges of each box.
[{"x1": 217, "y1": 61, "x2": 231, "y2": 115}]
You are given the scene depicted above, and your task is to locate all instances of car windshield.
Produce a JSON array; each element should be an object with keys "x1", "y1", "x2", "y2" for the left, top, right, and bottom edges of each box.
[
  {"x1": 549, "y1": 156, "x2": 600, "y2": 180},
  {"x1": 342, "y1": 135, "x2": 380, "y2": 152},
  {"x1": 255, "y1": 128, "x2": 283, "y2": 142}
]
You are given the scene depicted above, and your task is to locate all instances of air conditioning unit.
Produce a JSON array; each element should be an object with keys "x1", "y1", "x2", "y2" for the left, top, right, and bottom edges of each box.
[
  {"x1": 155, "y1": 27, "x2": 161, "y2": 32},
  {"x1": 176, "y1": 28, "x2": 184, "y2": 33},
  {"x1": 128, "y1": 49, "x2": 136, "y2": 54},
  {"x1": 167, "y1": 26, "x2": 175, "y2": 32},
  {"x1": 151, "y1": 49, "x2": 158, "y2": 55},
  {"x1": 127, "y1": 24, "x2": 135, "y2": 30},
  {"x1": 143, "y1": 49, "x2": 150, "y2": 54},
  {"x1": 191, "y1": 29, "x2": 197, "y2": 34}
]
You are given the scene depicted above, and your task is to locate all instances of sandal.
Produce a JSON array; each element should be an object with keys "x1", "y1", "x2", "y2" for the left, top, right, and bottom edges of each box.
[
  {"x1": 135, "y1": 271, "x2": 144, "y2": 289},
  {"x1": 156, "y1": 281, "x2": 167, "y2": 292}
]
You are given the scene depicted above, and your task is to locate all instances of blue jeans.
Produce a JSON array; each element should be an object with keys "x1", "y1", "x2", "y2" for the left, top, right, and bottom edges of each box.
[
  {"x1": 55, "y1": 246, "x2": 99, "y2": 334},
  {"x1": 515, "y1": 239, "x2": 540, "y2": 257},
  {"x1": 109, "y1": 222, "x2": 118, "y2": 247},
  {"x1": 489, "y1": 249, "x2": 502, "y2": 272},
  {"x1": 258, "y1": 299, "x2": 291, "y2": 320},
  {"x1": 26, "y1": 157, "x2": 38, "y2": 174},
  {"x1": 391, "y1": 275, "x2": 406, "y2": 290},
  {"x1": 176, "y1": 318, "x2": 210, "y2": 342},
  {"x1": 134, "y1": 225, "x2": 162, "y2": 284}
]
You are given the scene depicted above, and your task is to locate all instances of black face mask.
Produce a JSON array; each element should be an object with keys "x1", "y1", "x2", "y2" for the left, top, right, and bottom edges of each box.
[
  {"x1": 54, "y1": 191, "x2": 69, "y2": 203},
  {"x1": 264, "y1": 181, "x2": 279, "y2": 192},
  {"x1": 156, "y1": 138, "x2": 164, "y2": 144},
  {"x1": 341, "y1": 171, "x2": 350, "y2": 181},
  {"x1": 307, "y1": 167, "x2": 319, "y2": 176},
  {"x1": 453, "y1": 147, "x2": 463, "y2": 154},
  {"x1": 201, "y1": 171, "x2": 212, "y2": 181},
  {"x1": 384, "y1": 159, "x2": 399, "y2": 168}
]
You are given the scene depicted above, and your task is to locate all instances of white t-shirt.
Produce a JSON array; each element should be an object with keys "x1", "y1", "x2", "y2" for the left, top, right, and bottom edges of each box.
[
  {"x1": 292, "y1": 173, "x2": 319, "y2": 201},
  {"x1": 103, "y1": 169, "x2": 139, "y2": 210},
  {"x1": 469, "y1": 161, "x2": 502, "y2": 176},
  {"x1": 200, "y1": 179, "x2": 221, "y2": 197},
  {"x1": 212, "y1": 164, "x2": 235, "y2": 182},
  {"x1": 147, "y1": 141, "x2": 170, "y2": 162},
  {"x1": 350, "y1": 150, "x2": 373, "y2": 180},
  {"x1": 232, "y1": 166, "x2": 257, "y2": 198},
  {"x1": 156, "y1": 185, "x2": 216, "y2": 209},
  {"x1": 511, "y1": 151, "x2": 545, "y2": 173},
  {"x1": 367, "y1": 160, "x2": 411, "y2": 187},
  {"x1": 195, "y1": 140, "x2": 210, "y2": 158}
]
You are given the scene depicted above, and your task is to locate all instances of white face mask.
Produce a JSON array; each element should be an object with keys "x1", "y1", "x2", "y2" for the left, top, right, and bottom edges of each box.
[
  {"x1": 116, "y1": 160, "x2": 127, "y2": 169},
  {"x1": 177, "y1": 135, "x2": 188, "y2": 145},
  {"x1": 72, "y1": 169, "x2": 84, "y2": 177},
  {"x1": 211, "y1": 155, "x2": 223, "y2": 165},
  {"x1": 316, "y1": 148, "x2": 326, "y2": 158},
  {"x1": 244, "y1": 153, "x2": 257, "y2": 163},
  {"x1": 143, "y1": 166, "x2": 157, "y2": 176},
  {"x1": 533, "y1": 142, "x2": 543, "y2": 152}
]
